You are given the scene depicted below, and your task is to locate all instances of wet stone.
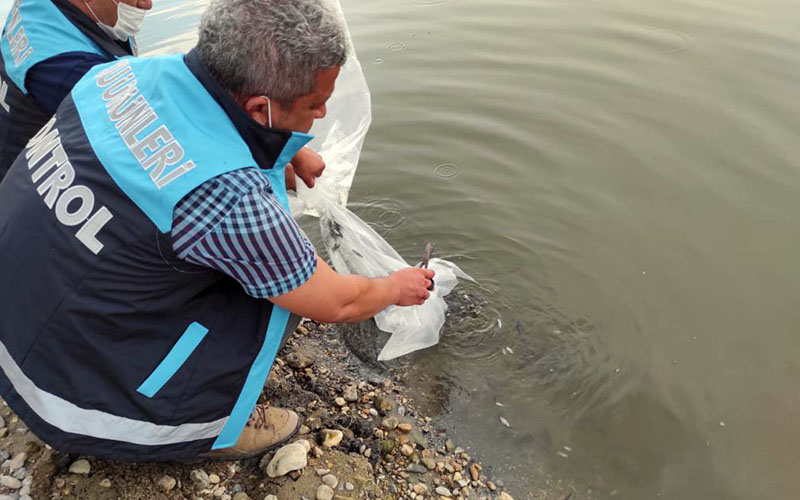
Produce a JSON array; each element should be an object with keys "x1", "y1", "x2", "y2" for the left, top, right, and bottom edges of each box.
[
  {"x1": 321, "y1": 474, "x2": 338, "y2": 489},
  {"x1": 190, "y1": 469, "x2": 211, "y2": 489},
  {"x1": 8, "y1": 452, "x2": 25, "y2": 471},
  {"x1": 343, "y1": 384, "x2": 359, "y2": 402},
  {"x1": 435, "y1": 485, "x2": 453, "y2": 497},
  {"x1": 99, "y1": 479, "x2": 112, "y2": 488},
  {"x1": 0, "y1": 476, "x2": 21, "y2": 489},
  {"x1": 407, "y1": 464, "x2": 428, "y2": 474},
  {"x1": 286, "y1": 351, "x2": 313, "y2": 370},
  {"x1": 382, "y1": 416, "x2": 399, "y2": 430},
  {"x1": 232, "y1": 493, "x2": 251, "y2": 500},
  {"x1": 320, "y1": 429, "x2": 343, "y2": 447},
  {"x1": 157, "y1": 474, "x2": 177, "y2": 492},
  {"x1": 316, "y1": 484, "x2": 334, "y2": 500},
  {"x1": 68, "y1": 459, "x2": 91, "y2": 475}
]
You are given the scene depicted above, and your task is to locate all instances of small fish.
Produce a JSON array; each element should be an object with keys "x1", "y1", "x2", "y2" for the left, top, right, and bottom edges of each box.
[
  {"x1": 505, "y1": 346, "x2": 514, "y2": 354},
  {"x1": 495, "y1": 402, "x2": 505, "y2": 407},
  {"x1": 419, "y1": 242, "x2": 435, "y2": 291},
  {"x1": 499, "y1": 416, "x2": 511, "y2": 428},
  {"x1": 497, "y1": 318, "x2": 503, "y2": 328},
  {"x1": 563, "y1": 445, "x2": 572, "y2": 452},
  {"x1": 557, "y1": 451, "x2": 569, "y2": 458}
]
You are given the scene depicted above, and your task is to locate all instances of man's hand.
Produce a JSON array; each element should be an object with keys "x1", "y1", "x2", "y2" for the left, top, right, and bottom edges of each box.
[
  {"x1": 389, "y1": 267, "x2": 435, "y2": 306},
  {"x1": 289, "y1": 147, "x2": 325, "y2": 189},
  {"x1": 270, "y1": 258, "x2": 437, "y2": 323}
]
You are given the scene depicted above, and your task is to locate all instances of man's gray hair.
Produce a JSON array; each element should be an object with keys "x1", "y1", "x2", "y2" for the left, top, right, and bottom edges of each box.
[{"x1": 197, "y1": 0, "x2": 348, "y2": 107}]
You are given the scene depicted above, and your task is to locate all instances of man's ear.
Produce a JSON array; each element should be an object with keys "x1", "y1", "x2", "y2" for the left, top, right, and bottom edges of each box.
[{"x1": 243, "y1": 96, "x2": 271, "y2": 127}]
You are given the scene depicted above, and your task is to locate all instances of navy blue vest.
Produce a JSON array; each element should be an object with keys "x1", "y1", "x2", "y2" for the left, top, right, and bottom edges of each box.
[
  {"x1": 0, "y1": 52, "x2": 311, "y2": 460},
  {"x1": 0, "y1": 0, "x2": 133, "y2": 179}
]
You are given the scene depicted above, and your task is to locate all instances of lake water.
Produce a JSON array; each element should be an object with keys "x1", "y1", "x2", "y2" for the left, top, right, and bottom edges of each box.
[{"x1": 12, "y1": 0, "x2": 800, "y2": 498}]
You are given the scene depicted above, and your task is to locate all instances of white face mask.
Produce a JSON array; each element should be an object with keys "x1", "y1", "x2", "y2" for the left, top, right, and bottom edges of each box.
[{"x1": 85, "y1": 0, "x2": 146, "y2": 42}]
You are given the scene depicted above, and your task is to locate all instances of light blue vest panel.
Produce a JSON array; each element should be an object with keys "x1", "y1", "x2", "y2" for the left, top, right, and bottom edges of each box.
[
  {"x1": 1, "y1": 0, "x2": 105, "y2": 93},
  {"x1": 72, "y1": 55, "x2": 263, "y2": 232}
]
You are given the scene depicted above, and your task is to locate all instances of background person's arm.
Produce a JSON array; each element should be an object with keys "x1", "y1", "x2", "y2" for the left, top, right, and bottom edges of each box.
[{"x1": 270, "y1": 257, "x2": 434, "y2": 323}]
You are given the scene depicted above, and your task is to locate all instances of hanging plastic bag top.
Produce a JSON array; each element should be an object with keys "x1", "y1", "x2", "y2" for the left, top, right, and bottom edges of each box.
[
  {"x1": 287, "y1": 0, "x2": 371, "y2": 216},
  {"x1": 290, "y1": 1, "x2": 474, "y2": 361}
]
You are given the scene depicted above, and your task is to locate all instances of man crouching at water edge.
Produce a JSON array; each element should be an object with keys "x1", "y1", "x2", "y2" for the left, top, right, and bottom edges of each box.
[
  {"x1": 0, "y1": 0, "x2": 154, "y2": 180},
  {"x1": 0, "y1": 0, "x2": 435, "y2": 461}
]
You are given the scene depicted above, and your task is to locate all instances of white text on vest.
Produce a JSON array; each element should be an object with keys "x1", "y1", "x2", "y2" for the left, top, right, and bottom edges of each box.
[{"x1": 25, "y1": 117, "x2": 113, "y2": 255}]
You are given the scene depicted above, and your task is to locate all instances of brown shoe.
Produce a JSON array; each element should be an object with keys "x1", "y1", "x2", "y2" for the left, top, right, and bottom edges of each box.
[{"x1": 202, "y1": 405, "x2": 300, "y2": 460}]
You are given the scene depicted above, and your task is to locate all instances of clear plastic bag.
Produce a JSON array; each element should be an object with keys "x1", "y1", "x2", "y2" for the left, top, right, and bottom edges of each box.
[{"x1": 291, "y1": 1, "x2": 474, "y2": 360}]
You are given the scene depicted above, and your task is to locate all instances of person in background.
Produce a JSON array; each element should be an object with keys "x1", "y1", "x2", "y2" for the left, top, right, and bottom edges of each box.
[
  {"x1": 0, "y1": 0, "x2": 435, "y2": 461},
  {"x1": 0, "y1": 0, "x2": 152, "y2": 178}
]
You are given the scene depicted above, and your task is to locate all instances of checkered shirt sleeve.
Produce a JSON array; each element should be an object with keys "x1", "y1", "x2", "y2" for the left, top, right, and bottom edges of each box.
[{"x1": 171, "y1": 168, "x2": 317, "y2": 298}]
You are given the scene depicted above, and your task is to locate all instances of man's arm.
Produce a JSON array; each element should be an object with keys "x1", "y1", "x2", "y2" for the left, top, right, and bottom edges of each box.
[
  {"x1": 270, "y1": 257, "x2": 433, "y2": 323},
  {"x1": 26, "y1": 52, "x2": 112, "y2": 114},
  {"x1": 173, "y1": 168, "x2": 433, "y2": 323}
]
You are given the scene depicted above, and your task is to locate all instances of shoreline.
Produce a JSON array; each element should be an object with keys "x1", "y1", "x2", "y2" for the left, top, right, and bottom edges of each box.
[{"x1": 0, "y1": 321, "x2": 516, "y2": 500}]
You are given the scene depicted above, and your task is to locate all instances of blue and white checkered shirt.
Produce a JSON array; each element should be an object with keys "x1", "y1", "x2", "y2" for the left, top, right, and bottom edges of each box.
[{"x1": 171, "y1": 168, "x2": 316, "y2": 298}]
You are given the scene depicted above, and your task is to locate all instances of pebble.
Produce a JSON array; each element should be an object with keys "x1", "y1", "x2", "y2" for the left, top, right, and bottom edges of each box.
[
  {"x1": 487, "y1": 481, "x2": 497, "y2": 491},
  {"x1": 190, "y1": 469, "x2": 211, "y2": 489},
  {"x1": 156, "y1": 474, "x2": 177, "y2": 492},
  {"x1": 435, "y1": 486, "x2": 452, "y2": 497},
  {"x1": 369, "y1": 408, "x2": 379, "y2": 417},
  {"x1": 12, "y1": 467, "x2": 26, "y2": 480},
  {"x1": 499, "y1": 493, "x2": 515, "y2": 500},
  {"x1": 265, "y1": 440, "x2": 310, "y2": 478},
  {"x1": 469, "y1": 463, "x2": 480, "y2": 481},
  {"x1": 316, "y1": 484, "x2": 334, "y2": 500},
  {"x1": 286, "y1": 351, "x2": 313, "y2": 369},
  {"x1": 381, "y1": 416, "x2": 399, "y2": 430},
  {"x1": 8, "y1": 452, "x2": 25, "y2": 471},
  {"x1": 373, "y1": 396, "x2": 393, "y2": 414},
  {"x1": 379, "y1": 439, "x2": 395, "y2": 456},
  {"x1": 320, "y1": 429, "x2": 343, "y2": 447},
  {"x1": 99, "y1": 479, "x2": 112, "y2": 488},
  {"x1": 209, "y1": 473, "x2": 221, "y2": 484},
  {"x1": 264, "y1": 496, "x2": 278, "y2": 500},
  {"x1": 413, "y1": 484, "x2": 428, "y2": 494},
  {"x1": 422, "y1": 457, "x2": 436, "y2": 470},
  {"x1": 232, "y1": 493, "x2": 251, "y2": 500},
  {"x1": 0, "y1": 476, "x2": 21, "y2": 489},
  {"x1": 299, "y1": 425, "x2": 311, "y2": 435},
  {"x1": 397, "y1": 423, "x2": 412, "y2": 433},
  {"x1": 321, "y1": 474, "x2": 338, "y2": 488},
  {"x1": 68, "y1": 459, "x2": 91, "y2": 475},
  {"x1": 407, "y1": 464, "x2": 427, "y2": 474},
  {"x1": 315, "y1": 468, "x2": 331, "y2": 476},
  {"x1": 342, "y1": 384, "x2": 359, "y2": 402},
  {"x1": 400, "y1": 444, "x2": 414, "y2": 457},
  {"x1": 334, "y1": 397, "x2": 346, "y2": 407},
  {"x1": 445, "y1": 439, "x2": 454, "y2": 452},
  {"x1": 344, "y1": 482, "x2": 354, "y2": 491}
]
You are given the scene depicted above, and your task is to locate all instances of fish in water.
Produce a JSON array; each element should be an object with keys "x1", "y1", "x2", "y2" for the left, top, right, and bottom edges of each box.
[{"x1": 500, "y1": 416, "x2": 511, "y2": 428}]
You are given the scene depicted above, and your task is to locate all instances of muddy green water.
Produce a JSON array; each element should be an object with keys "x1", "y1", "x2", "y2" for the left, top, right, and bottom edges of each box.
[{"x1": 16, "y1": 0, "x2": 800, "y2": 497}]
